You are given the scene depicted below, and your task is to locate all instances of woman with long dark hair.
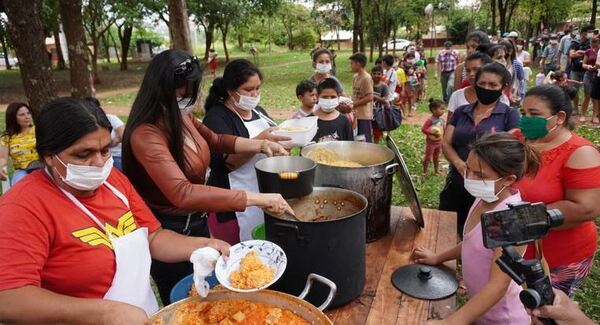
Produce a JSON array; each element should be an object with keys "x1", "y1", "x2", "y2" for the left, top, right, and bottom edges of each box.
[
  {"x1": 203, "y1": 59, "x2": 290, "y2": 244},
  {"x1": 0, "y1": 97, "x2": 229, "y2": 323},
  {"x1": 122, "y1": 50, "x2": 293, "y2": 305},
  {"x1": 0, "y1": 102, "x2": 39, "y2": 185}
]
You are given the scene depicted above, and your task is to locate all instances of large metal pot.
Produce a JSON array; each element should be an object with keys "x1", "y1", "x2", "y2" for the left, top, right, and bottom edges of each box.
[
  {"x1": 255, "y1": 156, "x2": 316, "y2": 199},
  {"x1": 301, "y1": 141, "x2": 398, "y2": 242},
  {"x1": 151, "y1": 273, "x2": 336, "y2": 324},
  {"x1": 265, "y1": 187, "x2": 368, "y2": 308}
]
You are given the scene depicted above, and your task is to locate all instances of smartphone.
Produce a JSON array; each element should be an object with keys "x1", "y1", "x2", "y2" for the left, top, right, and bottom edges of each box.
[{"x1": 481, "y1": 202, "x2": 550, "y2": 249}]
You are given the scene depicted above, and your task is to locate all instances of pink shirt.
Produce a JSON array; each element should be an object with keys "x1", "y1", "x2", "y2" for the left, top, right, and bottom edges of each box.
[{"x1": 461, "y1": 190, "x2": 530, "y2": 325}]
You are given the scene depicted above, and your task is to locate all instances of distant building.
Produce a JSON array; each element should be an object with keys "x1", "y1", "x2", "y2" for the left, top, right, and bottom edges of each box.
[{"x1": 321, "y1": 30, "x2": 353, "y2": 47}]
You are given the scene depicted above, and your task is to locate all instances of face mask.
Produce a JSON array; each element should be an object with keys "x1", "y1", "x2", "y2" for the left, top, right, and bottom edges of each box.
[
  {"x1": 236, "y1": 92, "x2": 260, "y2": 111},
  {"x1": 177, "y1": 97, "x2": 193, "y2": 114},
  {"x1": 319, "y1": 98, "x2": 339, "y2": 112},
  {"x1": 516, "y1": 45, "x2": 523, "y2": 50},
  {"x1": 475, "y1": 85, "x2": 503, "y2": 105},
  {"x1": 55, "y1": 155, "x2": 113, "y2": 191},
  {"x1": 464, "y1": 174, "x2": 506, "y2": 203},
  {"x1": 315, "y1": 63, "x2": 332, "y2": 74},
  {"x1": 587, "y1": 33, "x2": 594, "y2": 39},
  {"x1": 408, "y1": 59, "x2": 416, "y2": 65},
  {"x1": 393, "y1": 62, "x2": 399, "y2": 68},
  {"x1": 519, "y1": 115, "x2": 557, "y2": 140}
]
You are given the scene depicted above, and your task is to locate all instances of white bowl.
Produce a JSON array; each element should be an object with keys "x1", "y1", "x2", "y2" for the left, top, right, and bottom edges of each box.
[
  {"x1": 215, "y1": 240, "x2": 287, "y2": 292},
  {"x1": 274, "y1": 116, "x2": 318, "y2": 147}
]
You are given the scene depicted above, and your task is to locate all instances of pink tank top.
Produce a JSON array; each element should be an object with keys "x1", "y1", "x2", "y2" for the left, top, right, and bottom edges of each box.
[{"x1": 461, "y1": 191, "x2": 530, "y2": 325}]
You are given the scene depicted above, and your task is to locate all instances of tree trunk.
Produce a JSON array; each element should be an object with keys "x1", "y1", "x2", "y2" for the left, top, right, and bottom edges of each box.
[
  {"x1": 108, "y1": 30, "x2": 120, "y2": 65},
  {"x1": 59, "y1": 0, "x2": 93, "y2": 98},
  {"x1": 351, "y1": 0, "x2": 359, "y2": 53},
  {"x1": 4, "y1": 0, "x2": 57, "y2": 115},
  {"x1": 103, "y1": 33, "x2": 111, "y2": 64},
  {"x1": 203, "y1": 24, "x2": 214, "y2": 60},
  {"x1": 89, "y1": 36, "x2": 100, "y2": 84},
  {"x1": 369, "y1": 38, "x2": 374, "y2": 62},
  {"x1": 237, "y1": 31, "x2": 243, "y2": 49},
  {"x1": 221, "y1": 23, "x2": 230, "y2": 62},
  {"x1": 0, "y1": 35, "x2": 10, "y2": 70},
  {"x1": 117, "y1": 24, "x2": 132, "y2": 71},
  {"x1": 491, "y1": 0, "x2": 496, "y2": 33},
  {"x1": 168, "y1": 0, "x2": 192, "y2": 53},
  {"x1": 592, "y1": 0, "x2": 598, "y2": 26},
  {"x1": 358, "y1": 1, "x2": 365, "y2": 53},
  {"x1": 53, "y1": 28, "x2": 66, "y2": 69}
]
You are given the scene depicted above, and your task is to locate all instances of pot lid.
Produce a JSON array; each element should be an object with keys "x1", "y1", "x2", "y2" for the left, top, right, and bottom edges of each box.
[
  {"x1": 385, "y1": 136, "x2": 425, "y2": 228},
  {"x1": 391, "y1": 264, "x2": 458, "y2": 300}
]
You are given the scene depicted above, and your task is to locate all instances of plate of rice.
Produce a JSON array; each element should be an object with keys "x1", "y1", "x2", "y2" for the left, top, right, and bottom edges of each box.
[{"x1": 215, "y1": 240, "x2": 287, "y2": 292}]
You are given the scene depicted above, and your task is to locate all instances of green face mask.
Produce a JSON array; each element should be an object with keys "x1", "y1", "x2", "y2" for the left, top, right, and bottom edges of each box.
[{"x1": 519, "y1": 115, "x2": 555, "y2": 140}]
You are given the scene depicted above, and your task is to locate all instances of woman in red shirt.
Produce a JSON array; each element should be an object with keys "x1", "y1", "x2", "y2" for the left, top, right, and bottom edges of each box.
[
  {"x1": 0, "y1": 98, "x2": 229, "y2": 323},
  {"x1": 517, "y1": 84, "x2": 600, "y2": 296}
]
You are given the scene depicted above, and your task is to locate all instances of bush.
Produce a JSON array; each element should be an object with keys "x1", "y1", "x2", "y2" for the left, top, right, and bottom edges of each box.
[
  {"x1": 292, "y1": 29, "x2": 317, "y2": 50},
  {"x1": 446, "y1": 8, "x2": 471, "y2": 43}
]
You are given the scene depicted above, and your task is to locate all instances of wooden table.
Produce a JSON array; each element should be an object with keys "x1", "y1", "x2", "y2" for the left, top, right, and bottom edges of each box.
[{"x1": 325, "y1": 207, "x2": 457, "y2": 324}]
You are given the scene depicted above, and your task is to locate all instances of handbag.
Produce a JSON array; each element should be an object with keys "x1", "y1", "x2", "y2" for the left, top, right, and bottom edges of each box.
[{"x1": 374, "y1": 104, "x2": 402, "y2": 131}]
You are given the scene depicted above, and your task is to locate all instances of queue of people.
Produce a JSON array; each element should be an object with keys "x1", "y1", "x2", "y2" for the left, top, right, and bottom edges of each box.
[{"x1": 0, "y1": 34, "x2": 598, "y2": 325}]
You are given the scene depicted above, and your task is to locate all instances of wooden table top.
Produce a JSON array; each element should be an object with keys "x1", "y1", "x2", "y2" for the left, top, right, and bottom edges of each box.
[{"x1": 325, "y1": 207, "x2": 458, "y2": 324}]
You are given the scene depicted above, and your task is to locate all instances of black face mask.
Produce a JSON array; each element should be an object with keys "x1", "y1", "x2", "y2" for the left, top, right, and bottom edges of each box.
[{"x1": 475, "y1": 85, "x2": 503, "y2": 105}]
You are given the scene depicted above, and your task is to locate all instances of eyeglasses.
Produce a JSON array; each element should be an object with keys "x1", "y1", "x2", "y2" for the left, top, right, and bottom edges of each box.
[{"x1": 174, "y1": 56, "x2": 199, "y2": 75}]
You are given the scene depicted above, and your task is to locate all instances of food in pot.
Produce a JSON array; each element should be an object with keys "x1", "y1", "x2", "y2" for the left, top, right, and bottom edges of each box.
[
  {"x1": 278, "y1": 171, "x2": 299, "y2": 180},
  {"x1": 153, "y1": 299, "x2": 310, "y2": 325},
  {"x1": 280, "y1": 126, "x2": 309, "y2": 132},
  {"x1": 305, "y1": 148, "x2": 363, "y2": 168},
  {"x1": 229, "y1": 251, "x2": 275, "y2": 290}
]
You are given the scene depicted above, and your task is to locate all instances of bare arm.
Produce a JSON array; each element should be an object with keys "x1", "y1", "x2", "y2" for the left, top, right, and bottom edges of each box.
[
  {"x1": 453, "y1": 64, "x2": 464, "y2": 90},
  {"x1": 225, "y1": 128, "x2": 289, "y2": 170},
  {"x1": 444, "y1": 246, "x2": 527, "y2": 324},
  {"x1": 353, "y1": 93, "x2": 374, "y2": 107},
  {"x1": 548, "y1": 146, "x2": 600, "y2": 229},
  {"x1": 0, "y1": 145, "x2": 8, "y2": 180},
  {"x1": 0, "y1": 286, "x2": 149, "y2": 324},
  {"x1": 148, "y1": 228, "x2": 229, "y2": 263},
  {"x1": 412, "y1": 243, "x2": 462, "y2": 265},
  {"x1": 441, "y1": 125, "x2": 466, "y2": 175}
]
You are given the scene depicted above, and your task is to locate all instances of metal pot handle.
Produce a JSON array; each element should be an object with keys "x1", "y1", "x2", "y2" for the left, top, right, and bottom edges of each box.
[
  {"x1": 385, "y1": 163, "x2": 399, "y2": 174},
  {"x1": 297, "y1": 273, "x2": 337, "y2": 311},
  {"x1": 272, "y1": 222, "x2": 305, "y2": 242}
]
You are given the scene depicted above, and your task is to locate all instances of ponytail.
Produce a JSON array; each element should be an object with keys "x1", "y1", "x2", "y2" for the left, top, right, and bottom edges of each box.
[{"x1": 204, "y1": 77, "x2": 228, "y2": 112}]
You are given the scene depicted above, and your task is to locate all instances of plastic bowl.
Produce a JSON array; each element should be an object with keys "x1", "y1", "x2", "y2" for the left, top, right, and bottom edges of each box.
[
  {"x1": 274, "y1": 116, "x2": 318, "y2": 147},
  {"x1": 169, "y1": 273, "x2": 218, "y2": 303},
  {"x1": 252, "y1": 223, "x2": 265, "y2": 240}
]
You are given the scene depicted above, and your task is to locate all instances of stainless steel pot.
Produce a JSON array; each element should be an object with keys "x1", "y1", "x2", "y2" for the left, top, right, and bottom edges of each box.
[
  {"x1": 301, "y1": 141, "x2": 398, "y2": 242},
  {"x1": 151, "y1": 273, "x2": 336, "y2": 324}
]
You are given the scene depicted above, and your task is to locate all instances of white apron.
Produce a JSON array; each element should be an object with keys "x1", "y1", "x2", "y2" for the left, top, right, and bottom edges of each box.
[
  {"x1": 228, "y1": 112, "x2": 271, "y2": 241},
  {"x1": 58, "y1": 180, "x2": 159, "y2": 316}
]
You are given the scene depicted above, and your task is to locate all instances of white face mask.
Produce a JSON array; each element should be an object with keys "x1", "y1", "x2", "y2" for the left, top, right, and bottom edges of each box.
[
  {"x1": 516, "y1": 45, "x2": 523, "y2": 50},
  {"x1": 236, "y1": 92, "x2": 260, "y2": 111},
  {"x1": 319, "y1": 98, "x2": 339, "y2": 112},
  {"x1": 587, "y1": 33, "x2": 594, "y2": 39},
  {"x1": 315, "y1": 63, "x2": 332, "y2": 74},
  {"x1": 177, "y1": 97, "x2": 194, "y2": 114},
  {"x1": 393, "y1": 62, "x2": 399, "y2": 68},
  {"x1": 463, "y1": 171, "x2": 506, "y2": 203},
  {"x1": 55, "y1": 155, "x2": 113, "y2": 191}
]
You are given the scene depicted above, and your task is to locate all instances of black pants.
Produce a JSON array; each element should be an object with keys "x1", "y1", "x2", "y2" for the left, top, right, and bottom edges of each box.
[
  {"x1": 438, "y1": 167, "x2": 474, "y2": 238},
  {"x1": 150, "y1": 211, "x2": 209, "y2": 305}
]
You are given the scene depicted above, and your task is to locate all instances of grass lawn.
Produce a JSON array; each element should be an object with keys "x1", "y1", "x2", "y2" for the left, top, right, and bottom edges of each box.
[{"x1": 1, "y1": 48, "x2": 600, "y2": 321}]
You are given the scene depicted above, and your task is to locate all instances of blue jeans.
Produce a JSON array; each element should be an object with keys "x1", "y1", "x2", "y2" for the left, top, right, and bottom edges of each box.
[{"x1": 357, "y1": 119, "x2": 373, "y2": 143}]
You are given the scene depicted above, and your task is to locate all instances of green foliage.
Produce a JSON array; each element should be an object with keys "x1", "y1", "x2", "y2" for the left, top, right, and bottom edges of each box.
[
  {"x1": 132, "y1": 28, "x2": 166, "y2": 47},
  {"x1": 292, "y1": 29, "x2": 317, "y2": 50},
  {"x1": 446, "y1": 8, "x2": 471, "y2": 42}
]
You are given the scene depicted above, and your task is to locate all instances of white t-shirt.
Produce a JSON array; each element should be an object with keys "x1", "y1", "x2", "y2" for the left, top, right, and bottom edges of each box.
[
  {"x1": 447, "y1": 88, "x2": 510, "y2": 112},
  {"x1": 384, "y1": 68, "x2": 398, "y2": 100},
  {"x1": 516, "y1": 51, "x2": 530, "y2": 64},
  {"x1": 106, "y1": 114, "x2": 124, "y2": 156}
]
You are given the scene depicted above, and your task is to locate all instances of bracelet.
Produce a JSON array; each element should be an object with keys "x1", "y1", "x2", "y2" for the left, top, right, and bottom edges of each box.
[{"x1": 260, "y1": 140, "x2": 268, "y2": 154}]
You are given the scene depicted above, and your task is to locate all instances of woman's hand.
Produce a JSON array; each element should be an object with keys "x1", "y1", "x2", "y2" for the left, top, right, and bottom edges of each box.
[
  {"x1": 256, "y1": 127, "x2": 291, "y2": 142},
  {"x1": 100, "y1": 300, "x2": 150, "y2": 325},
  {"x1": 261, "y1": 140, "x2": 288, "y2": 157},
  {"x1": 412, "y1": 247, "x2": 440, "y2": 265},
  {"x1": 206, "y1": 238, "x2": 230, "y2": 258},
  {"x1": 249, "y1": 192, "x2": 294, "y2": 216},
  {"x1": 0, "y1": 166, "x2": 7, "y2": 181}
]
